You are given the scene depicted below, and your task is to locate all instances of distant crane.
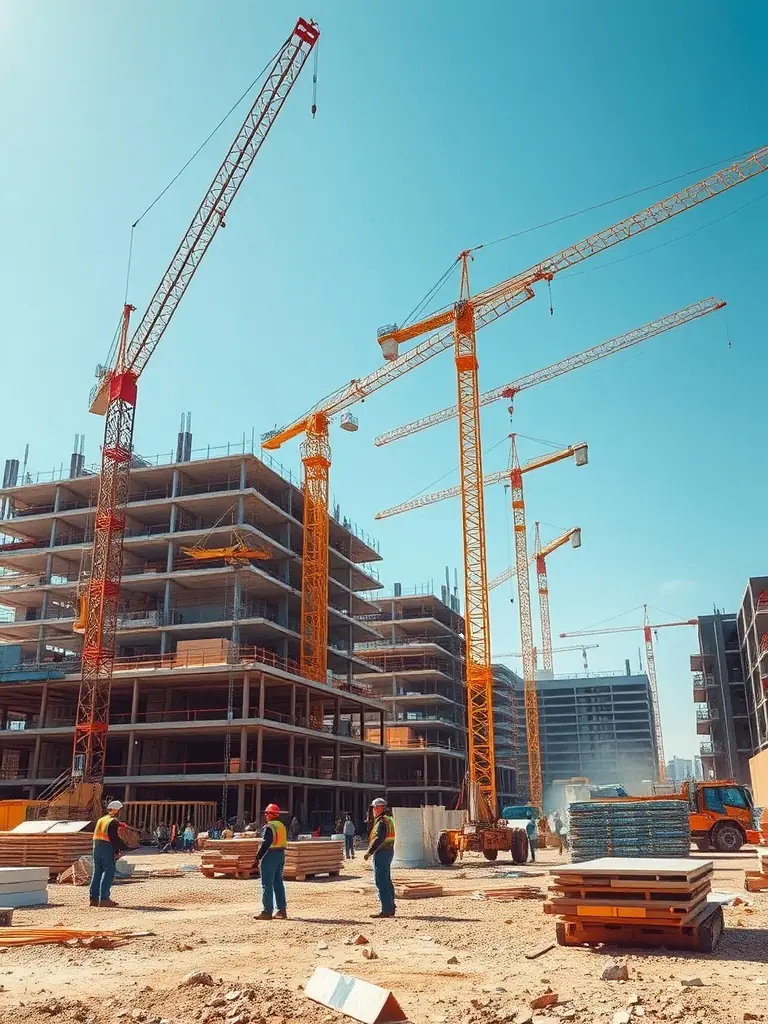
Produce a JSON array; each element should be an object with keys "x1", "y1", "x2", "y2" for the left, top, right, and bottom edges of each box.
[
  {"x1": 494, "y1": 643, "x2": 599, "y2": 671},
  {"x1": 560, "y1": 607, "x2": 698, "y2": 781},
  {"x1": 68, "y1": 18, "x2": 319, "y2": 805},
  {"x1": 533, "y1": 523, "x2": 582, "y2": 674}
]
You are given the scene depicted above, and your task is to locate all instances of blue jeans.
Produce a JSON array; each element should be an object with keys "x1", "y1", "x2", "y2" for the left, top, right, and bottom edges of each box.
[
  {"x1": 90, "y1": 841, "x2": 116, "y2": 903},
  {"x1": 260, "y1": 849, "x2": 286, "y2": 915},
  {"x1": 373, "y1": 847, "x2": 395, "y2": 915},
  {"x1": 344, "y1": 835, "x2": 355, "y2": 858}
]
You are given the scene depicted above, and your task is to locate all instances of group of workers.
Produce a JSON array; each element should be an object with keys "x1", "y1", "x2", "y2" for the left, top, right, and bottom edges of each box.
[{"x1": 88, "y1": 796, "x2": 398, "y2": 918}]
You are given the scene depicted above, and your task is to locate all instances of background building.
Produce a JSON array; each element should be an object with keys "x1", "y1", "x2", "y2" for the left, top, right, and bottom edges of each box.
[
  {"x1": 0, "y1": 436, "x2": 388, "y2": 827},
  {"x1": 666, "y1": 756, "x2": 694, "y2": 784},
  {"x1": 692, "y1": 611, "x2": 752, "y2": 784},
  {"x1": 737, "y1": 578, "x2": 768, "y2": 757},
  {"x1": 355, "y1": 587, "x2": 517, "y2": 810},
  {"x1": 513, "y1": 669, "x2": 658, "y2": 804}
]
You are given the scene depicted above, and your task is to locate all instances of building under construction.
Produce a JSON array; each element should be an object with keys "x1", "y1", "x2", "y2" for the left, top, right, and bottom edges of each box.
[
  {"x1": 354, "y1": 587, "x2": 517, "y2": 808},
  {"x1": 0, "y1": 433, "x2": 390, "y2": 828}
]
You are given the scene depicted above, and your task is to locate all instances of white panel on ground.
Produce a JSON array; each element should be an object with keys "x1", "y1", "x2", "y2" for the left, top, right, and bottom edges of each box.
[
  {"x1": 305, "y1": 967, "x2": 407, "y2": 1024},
  {"x1": 392, "y1": 807, "x2": 465, "y2": 868}
]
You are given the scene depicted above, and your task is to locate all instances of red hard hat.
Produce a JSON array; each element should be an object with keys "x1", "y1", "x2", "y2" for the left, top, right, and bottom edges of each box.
[{"x1": 265, "y1": 803, "x2": 280, "y2": 814}]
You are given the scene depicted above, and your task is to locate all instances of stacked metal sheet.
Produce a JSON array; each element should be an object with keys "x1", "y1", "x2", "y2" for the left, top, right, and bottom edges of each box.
[{"x1": 568, "y1": 800, "x2": 690, "y2": 862}]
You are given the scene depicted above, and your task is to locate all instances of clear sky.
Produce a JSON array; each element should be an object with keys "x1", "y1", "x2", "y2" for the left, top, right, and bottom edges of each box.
[{"x1": 0, "y1": 2, "x2": 766, "y2": 763}]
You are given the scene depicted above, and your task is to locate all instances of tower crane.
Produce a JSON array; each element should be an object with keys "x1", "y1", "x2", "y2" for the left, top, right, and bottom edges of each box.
[
  {"x1": 494, "y1": 644, "x2": 599, "y2": 671},
  {"x1": 261, "y1": 145, "x2": 765, "y2": 837},
  {"x1": 374, "y1": 298, "x2": 725, "y2": 447},
  {"x1": 560, "y1": 607, "x2": 698, "y2": 780},
  {"x1": 488, "y1": 523, "x2": 581, "y2": 600},
  {"x1": 534, "y1": 523, "x2": 581, "y2": 675},
  {"x1": 66, "y1": 17, "x2": 319, "y2": 808}
]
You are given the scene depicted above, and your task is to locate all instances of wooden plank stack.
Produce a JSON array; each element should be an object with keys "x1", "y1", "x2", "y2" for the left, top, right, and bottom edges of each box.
[
  {"x1": 393, "y1": 880, "x2": 445, "y2": 900},
  {"x1": 284, "y1": 840, "x2": 343, "y2": 881},
  {"x1": 744, "y1": 848, "x2": 768, "y2": 893},
  {"x1": 545, "y1": 857, "x2": 724, "y2": 952},
  {"x1": 201, "y1": 839, "x2": 344, "y2": 882},
  {"x1": 0, "y1": 833, "x2": 93, "y2": 877},
  {"x1": 472, "y1": 885, "x2": 544, "y2": 902}
]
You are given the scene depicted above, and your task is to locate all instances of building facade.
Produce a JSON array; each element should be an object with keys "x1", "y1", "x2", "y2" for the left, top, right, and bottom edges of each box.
[
  {"x1": 513, "y1": 670, "x2": 658, "y2": 804},
  {"x1": 0, "y1": 441, "x2": 388, "y2": 827},
  {"x1": 737, "y1": 578, "x2": 768, "y2": 756},
  {"x1": 354, "y1": 589, "x2": 517, "y2": 811},
  {"x1": 666, "y1": 756, "x2": 694, "y2": 784},
  {"x1": 691, "y1": 612, "x2": 752, "y2": 784}
]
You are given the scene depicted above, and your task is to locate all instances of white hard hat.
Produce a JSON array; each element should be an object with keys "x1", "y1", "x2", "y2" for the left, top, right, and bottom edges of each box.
[
  {"x1": 371, "y1": 798, "x2": 387, "y2": 808},
  {"x1": 107, "y1": 800, "x2": 123, "y2": 811}
]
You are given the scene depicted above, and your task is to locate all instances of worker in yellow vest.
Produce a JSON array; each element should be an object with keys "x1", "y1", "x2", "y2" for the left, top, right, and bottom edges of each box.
[
  {"x1": 364, "y1": 798, "x2": 396, "y2": 918},
  {"x1": 90, "y1": 800, "x2": 129, "y2": 907},
  {"x1": 254, "y1": 803, "x2": 288, "y2": 920}
]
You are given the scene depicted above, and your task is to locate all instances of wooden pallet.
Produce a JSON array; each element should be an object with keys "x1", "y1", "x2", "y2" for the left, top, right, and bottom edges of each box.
[
  {"x1": 744, "y1": 870, "x2": 768, "y2": 894},
  {"x1": 394, "y1": 882, "x2": 445, "y2": 900},
  {"x1": 284, "y1": 840, "x2": 343, "y2": 882},
  {"x1": 554, "y1": 901, "x2": 724, "y2": 952}
]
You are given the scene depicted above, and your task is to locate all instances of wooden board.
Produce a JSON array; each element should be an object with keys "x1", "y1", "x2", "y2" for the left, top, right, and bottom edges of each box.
[
  {"x1": 554, "y1": 900, "x2": 724, "y2": 952},
  {"x1": 200, "y1": 839, "x2": 344, "y2": 883},
  {"x1": 544, "y1": 896, "x2": 707, "y2": 924},
  {"x1": 0, "y1": 833, "x2": 93, "y2": 876},
  {"x1": 549, "y1": 879, "x2": 711, "y2": 904},
  {"x1": 551, "y1": 857, "x2": 713, "y2": 882}
]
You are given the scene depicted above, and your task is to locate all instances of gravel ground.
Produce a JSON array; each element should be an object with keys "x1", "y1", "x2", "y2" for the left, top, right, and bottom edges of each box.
[{"x1": 0, "y1": 847, "x2": 765, "y2": 1024}]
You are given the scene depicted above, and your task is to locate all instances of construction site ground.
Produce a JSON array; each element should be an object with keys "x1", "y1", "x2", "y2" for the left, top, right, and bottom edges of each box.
[{"x1": 0, "y1": 847, "x2": 766, "y2": 1024}]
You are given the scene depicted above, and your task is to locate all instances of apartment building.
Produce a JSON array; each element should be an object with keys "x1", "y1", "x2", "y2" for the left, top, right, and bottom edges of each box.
[
  {"x1": 737, "y1": 579, "x2": 768, "y2": 757},
  {"x1": 0, "y1": 437, "x2": 388, "y2": 827},
  {"x1": 692, "y1": 611, "x2": 752, "y2": 784},
  {"x1": 513, "y1": 669, "x2": 658, "y2": 804},
  {"x1": 354, "y1": 588, "x2": 517, "y2": 810}
]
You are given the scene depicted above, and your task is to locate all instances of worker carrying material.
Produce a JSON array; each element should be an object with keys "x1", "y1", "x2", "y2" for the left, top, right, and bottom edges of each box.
[
  {"x1": 90, "y1": 800, "x2": 129, "y2": 908},
  {"x1": 254, "y1": 803, "x2": 288, "y2": 920},
  {"x1": 364, "y1": 798, "x2": 396, "y2": 918}
]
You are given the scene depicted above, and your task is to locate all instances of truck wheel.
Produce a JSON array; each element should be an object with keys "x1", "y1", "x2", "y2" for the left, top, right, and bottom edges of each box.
[
  {"x1": 711, "y1": 822, "x2": 743, "y2": 853},
  {"x1": 694, "y1": 839, "x2": 710, "y2": 852},
  {"x1": 511, "y1": 830, "x2": 529, "y2": 864},
  {"x1": 482, "y1": 849, "x2": 498, "y2": 862},
  {"x1": 437, "y1": 833, "x2": 458, "y2": 865}
]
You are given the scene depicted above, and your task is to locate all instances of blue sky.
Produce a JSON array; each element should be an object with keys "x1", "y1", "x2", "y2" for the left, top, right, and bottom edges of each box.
[{"x1": 0, "y1": 2, "x2": 766, "y2": 762}]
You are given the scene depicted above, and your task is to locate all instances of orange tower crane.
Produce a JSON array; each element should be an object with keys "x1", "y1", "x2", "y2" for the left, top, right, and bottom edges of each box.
[
  {"x1": 263, "y1": 146, "x2": 766, "y2": 819},
  {"x1": 560, "y1": 607, "x2": 698, "y2": 780},
  {"x1": 374, "y1": 298, "x2": 725, "y2": 447},
  {"x1": 488, "y1": 524, "x2": 581, "y2": 593},
  {"x1": 71, "y1": 17, "x2": 319, "y2": 791},
  {"x1": 534, "y1": 522, "x2": 582, "y2": 674}
]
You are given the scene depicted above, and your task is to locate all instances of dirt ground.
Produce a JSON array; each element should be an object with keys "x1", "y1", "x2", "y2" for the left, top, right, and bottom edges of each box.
[{"x1": 0, "y1": 847, "x2": 766, "y2": 1024}]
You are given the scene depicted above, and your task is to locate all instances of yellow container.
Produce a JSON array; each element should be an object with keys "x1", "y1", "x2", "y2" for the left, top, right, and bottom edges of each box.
[{"x1": 0, "y1": 799, "x2": 43, "y2": 831}]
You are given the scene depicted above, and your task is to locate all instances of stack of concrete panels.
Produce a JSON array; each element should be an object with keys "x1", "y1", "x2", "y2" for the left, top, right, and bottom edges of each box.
[{"x1": 0, "y1": 867, "x2": 49, "y2": 907}]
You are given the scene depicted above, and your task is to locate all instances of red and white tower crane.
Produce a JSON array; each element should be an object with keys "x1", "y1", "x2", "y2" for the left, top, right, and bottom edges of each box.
[{"x1": 70, "y1": 18, "x2": 319, "y2": 798}]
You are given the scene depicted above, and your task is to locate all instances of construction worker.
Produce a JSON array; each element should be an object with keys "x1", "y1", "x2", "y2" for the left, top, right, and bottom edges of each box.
[
  {"x1": 363, "y1": 798, "x2": 396, "y2": 918},
  {"x1": 90, "y1": 800, "x2": 129, "y2": 907},
  {"x1": 254, "y1": 803, "x2": 288, "y2": 920}
]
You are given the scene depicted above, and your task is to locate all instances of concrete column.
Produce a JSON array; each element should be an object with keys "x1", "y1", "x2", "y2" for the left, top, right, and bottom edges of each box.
[
  {"x1": 380, "y1": 709, "x2": 385, "y2": 746},
  {"x1": 130, "y1": 678, "x2": 140, "y2": 724},
  {"x1": 31, "y1": 736, "x2": 42, "y2": 779},
  {"x1": 380, "y1": 750, "x2": 386, "y2": 788},
  {"x1": 304, "y1": 736, "x2": 310, "y2": 777},
  {"x1": 334, "y1": 698, "x2": 341, "y2": 735},
  {"x1": 126, "y1": 733, "x2": 137, "y2": 775},
  {"x1": 290, "y1": 683, "x2": 296, "y2": 724},
  {"x1": 239, "y1": 726, "x2": 248, "y2": 771},
  {"x1": 239, "y1": 458, "x2": 247, "y2": 491},
  {"x1": 171, "y1": 469, "x2": 181, "y2": 500},
  {"x1": 305, "y1": 687, "x2": 311, "y2": 727},
  {"x1": 289, "y1": 735, "x2": 295, "y2": 775},
  {"x1": 288, "y1": 783, "x2": 294, "y2": 817},
  {"x1": 302, "y1": 784, "x2": 308, "y2": 824},
  {"x1": 38, "y1": 682, "x2": 49, "y2": 728},
  {"x1": 334, "y1": 741, "x2": 340, "y2": 779},
  {"x1": 124, "y1": 784, "x2": 135, "y2": 801},
  {"x1": 437, "y1": 754, "x2": 442, "y2": 787},
  {"x1": 256, "y1": 728, "x2": 263, "y2": 772},
  {"x1": 53, "y1": 485, "x2": 62, "y2": 515},
  {"x1": 334, "y1": 787, "x2": 340, "y2": 820},
  {"x1": 254, "y1": 781, "x2": 262, "y2": 819},
  {"x1": 242, "y1": 673, "x2": 250, "y2": 719},
  {"x1": 258, "y1": 673, "x2": 266, "y2": 719},
  {"x1": 237, "y1": 782, "x2": 245, "y2": 818},
  {"x1": 423, "y1": 751, "x2": 427, "y2": 787}
]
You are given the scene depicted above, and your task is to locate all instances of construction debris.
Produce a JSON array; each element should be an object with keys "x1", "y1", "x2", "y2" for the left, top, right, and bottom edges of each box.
[
  {"x1": 601, "y1": 962, "x2": 630, "y2": 982},
  {"x1": 180, "y1": 972, "x2": 214, "y2": 988},
  {"x1": 0, "y1": 927, "x2": 136, "y2": 949},
  {"x1": 305, "y1": 966, "x2": 407, "y2": 1024},
  {"x1": 473, "y1": 885, "x2": 545, "y2": 901},
  {"x1": 745, "y1": 849, "x2": 768, "y2": 893},
  {"x1": 392, "y1": 880, "x2": 445, "y2": 899},
  {"x1": 523, "y1": 942, "x2": 555, "y2": 960}
]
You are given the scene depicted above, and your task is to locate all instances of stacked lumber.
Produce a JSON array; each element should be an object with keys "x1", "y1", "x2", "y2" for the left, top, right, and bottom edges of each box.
[
  {"x1": 175, "y1": 638, "x2": 232, "y2": 667},
  {"x1": 284, "y1": 840, "x2": 343, "y2": 881},
  {"x1": 393, "y1": 880, "x2": 445, "y2": 899},
  {"x1": 546, "y1": 857, "x2": 723, "y2": 952},
  {"x1": 0, "y1": 832, "x2": 93, "y2": 877},
  {"x1": 744, "y1": 848, "x2": 768, "y2": 893},
  {"x1": 201, "y1": 838, "x2": 260, "y2": 879},
  {"x1": 568, "y1": 800, "x2": 690, "y2": 862},
  {"x1": 0, "y1": 867, "x2": 48, "y2": 907}
]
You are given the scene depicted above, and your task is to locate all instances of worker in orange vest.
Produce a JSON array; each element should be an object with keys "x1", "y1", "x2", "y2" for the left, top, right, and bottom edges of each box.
[
  {"x1": 254, "y1": 803, "x2": 288, "y2": 920},
  {"x1": 90, "y1": 800, "x2": 129, "y2": 907},
  {"x1": 364, "y1": 798, "x2": 396, "y2": 918}
]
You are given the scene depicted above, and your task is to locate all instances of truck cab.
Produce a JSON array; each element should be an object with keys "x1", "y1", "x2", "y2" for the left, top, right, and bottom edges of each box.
[{"x1": 683, "y1": 780, "x2": 759, "y2": 852}]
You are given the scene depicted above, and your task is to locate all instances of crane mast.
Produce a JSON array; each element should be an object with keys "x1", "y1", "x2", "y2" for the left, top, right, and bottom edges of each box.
[{"x1": 73, "y1": 17, "x2": 319, "y2": 790}]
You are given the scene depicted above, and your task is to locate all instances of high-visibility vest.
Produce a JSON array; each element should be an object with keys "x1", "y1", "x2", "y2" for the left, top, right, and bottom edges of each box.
[
  {"x1": 266, "y1": 818, "x2": 287, "y2": 850},
  {"x1": 93, "y1": 814, "x2": 113, "y2": 844},
  {"x1": 369, "y1": 814, "x2": 395, "y2": 851}
]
